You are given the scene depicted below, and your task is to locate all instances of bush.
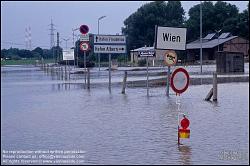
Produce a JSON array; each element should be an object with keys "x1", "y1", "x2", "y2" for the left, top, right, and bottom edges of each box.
[{"x1": 12, "y1": 55, "x2": 21, "y2": 60}]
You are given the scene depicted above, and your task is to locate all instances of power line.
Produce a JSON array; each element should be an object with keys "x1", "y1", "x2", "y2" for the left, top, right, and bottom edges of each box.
[{"x1": 2, "y1": 41, "x2": 25, "y2": 46}]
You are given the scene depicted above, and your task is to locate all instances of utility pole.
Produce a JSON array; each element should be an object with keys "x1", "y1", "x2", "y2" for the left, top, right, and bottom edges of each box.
[
  {"x1": 62, "y1": 38, "x2": 70, "y2": 50},
  {"x1": 57, "y1": 32, "x2": 60, "y2": 63},
  {"x1": 72, "y1": 28, "x2": 79, "y2": 68},
  {"x1": 200, "y1": 1, "x2": 203, "y2": 74},
  {"x1": 98, "y1": 15, "x2": 106, "y2": 71},
  {"x1": 215, "y1": 29, "x2": 222, "y2": 52},
  {"x1": 25, "y1": 28, "x2": 28, "y2": 50},
  {"x1": 28, "y1": 26, "x2": 31, "y2": 50},
  {"x1": 48, "y1": 19, "x2": 56, "y2": 49},
  {"x1": 25, "y1": 27, "x2": 31, "y2": 50}
]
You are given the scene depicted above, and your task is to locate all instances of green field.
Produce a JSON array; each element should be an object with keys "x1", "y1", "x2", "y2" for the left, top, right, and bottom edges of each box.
[{"x1": 1, "y1": 59, "x2": 55, "y2": 66}]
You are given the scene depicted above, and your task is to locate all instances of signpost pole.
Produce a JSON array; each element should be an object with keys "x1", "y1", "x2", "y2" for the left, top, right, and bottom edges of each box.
[
  {"x1": 66, "y1": 60, "x2": 68, "y2": 80},
  {"x1": 166, "y1": 66, "x2": 170, "y2": 96},
  {"x1": 73, "y1": 48, "x2": 76, "y2": 68},
  {"x1": 84, "y1": 51, "x2": 86, "y2": 87},
  {"x1": 77, "y1": 42, "x2": 79, "y2": 67},
  {"x1": 146, "y1": 56, "x2": 149, "y2": 97},
  {"x1": 64, "y1": 62, "x2": 67, "y2": 80},
  {"x1": 109, "y1": 53, "x2": 111, "y2": 91},
  {"x1": 98, "y1": 53, "x2": 100, "y2": 71}
]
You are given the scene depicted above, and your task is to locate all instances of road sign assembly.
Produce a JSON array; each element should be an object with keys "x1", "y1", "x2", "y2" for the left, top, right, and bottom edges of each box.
[
  {"x1": 138, "y1": 50, "x2": 155, "y2": 57},
  {"x1": 80, "y1": 34, "x2": 89, "y2": 41},
  {"x1": 62, "y1": 49, "x2": 74, "y2": 60},
  {"x1": 80, "y1": 42, "x2": 90, "y2": 51},
  {"x1": 155, "y1": 26, "x2": 187, "y2": 50},
  {"x1": 94, "y1": 45, "x2": 126, "y2": 54},
  {"x1": 178, "y1": 115, "x2": 190, "y2": 139},
  {"x1": 164, "y1": 50, "x2": 177, "y2": 66},
  {"x1": 170, "y1": 67, "x2": 189, "y2": 94},
  {"x1": 94, "y1": 35, "x2": 126, "y2": 44},
  {"x1": 80, "y1": 25, "x2": 89, "y2": 35}
]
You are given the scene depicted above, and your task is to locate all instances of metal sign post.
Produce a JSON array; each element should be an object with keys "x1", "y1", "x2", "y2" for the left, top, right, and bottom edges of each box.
[
  {"x1": 79, "y1": 24, "x2": 90, "y2": 88},
  {"x1": 62, "y1": 49, "x2": 75, "y2": 80},
  {"x1": 98, "y1": 53, "x2": 100, "y2": 71},
  {"x1": 170, "y1": 68, "x2": 190, "y2": 145},
  {"x1": 66, "y1": 60, "x2": 68, "y2": 80},
  {"x1": 138, "y1": 46, "x2": 155, "y2": 97},
  {"x1": 109, "y1": 53, "x2": 111, "y2": 91},
  {"x1": 164, "y1": 50, "x2": 177, "y2": 97},
  {"x1": 166, "y1": 66, "x2": 171, "y2": 96},
  {"x1": 84, "y1": 51, "x2": 86, "y2": 87},
  {"x1": 93, "y1": 34, "x2": 127, "y2": 91},
  {"x1": 146, "y1": 56, "x2": 149, "y2": 97}
]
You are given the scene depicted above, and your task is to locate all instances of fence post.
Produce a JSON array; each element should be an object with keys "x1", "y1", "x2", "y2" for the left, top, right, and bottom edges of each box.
[
  {"x1": 87, "y1": 68, "x2": 90, "y2": 89},
  {"x1": 61, "y1": 67, "x2": 63, "y2": 80},
  {"x1": 64, "y1": 65, "x2": 67, "y2": 80},
  {"x1": 205, "y1": 88, "x2": 213, "y2": 101},
  {"x1": 121, "y1": 71, "x2": 127, "y2": 94},
  {"x1": 205, "y1": 72, "x2": 218, "y2": 101},
  {"x1": 213, "y1": 72, "x2": 218, "y2": 101}
]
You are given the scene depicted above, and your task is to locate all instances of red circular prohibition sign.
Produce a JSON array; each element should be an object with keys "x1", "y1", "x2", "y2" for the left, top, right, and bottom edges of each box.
[
  {"x1": 80, "y1": 25, "x2": 89, "y2": 34},
  {"x1": 170, "y1": 68, "x2": 189, "y2": 94}
]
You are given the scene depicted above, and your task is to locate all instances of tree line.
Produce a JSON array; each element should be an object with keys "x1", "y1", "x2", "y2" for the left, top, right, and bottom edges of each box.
[
  {"x1": 1, "y1": 46, "x2": 62, "y2": 61},
  {"x1": 122, "y1": 1, "x2": 249, "y2": 51}
]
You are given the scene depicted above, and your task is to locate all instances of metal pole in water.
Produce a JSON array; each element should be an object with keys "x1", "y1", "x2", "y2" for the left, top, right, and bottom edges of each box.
[
  {"x1": 109, "y1": 53, "x2": 111, "y2": 91},
  {"x1": 146, "y1": 56, "x2": 149, "y2": 97},
  {"x1": 213, "y1": 72, "x2": 217, "y2": 101},
  {"x1": 87, "y1": 68, "x2": 90, "y2": 89},
  {"x1": 84, "y1": 51, "x2": 86, "y2": 87},
  {"x1": 166, "y1": 66, "x2": 170, "y2": 96},
  {"x1": 68, "y1": 62, "x2": 70, "y2": 80},
  {"x1": 200, "y1": 1, "x2": 203, "y2": 74},
  {"x1": 77, "y1": 43, "x2": 79, "y2": 67},
  {"x1": 178, "y1": 125, "x2": 180, "y2": 145},
  {"x1": 65, "y1": 62, "x2": 67, "y2": 80},
  {"x1": 121, "y1": 71, "x2": 127, "y2": 94},
  {"x1": 98, "y1": 53, "x2": 100, "y2": 71}
]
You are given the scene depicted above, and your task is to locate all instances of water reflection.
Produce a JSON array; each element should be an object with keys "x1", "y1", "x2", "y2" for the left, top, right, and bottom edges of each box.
[
  {"x1": 178, "y1": 145, "x2": 192, "y2": 165},
  {"x1": 51, "y1": 83, "x2": 76, "y2": 92}
]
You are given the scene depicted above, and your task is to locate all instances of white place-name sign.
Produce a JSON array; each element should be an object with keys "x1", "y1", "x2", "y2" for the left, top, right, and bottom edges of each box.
[
  {"x1": 155, "y1": 26, "x2": 187, "y2": 50},
  {"x1": 94, "y1": 45, "x2": 126, "y2": 54},
  {"x1": 94, "y1": 35, "x2": 126, "y2": 44},
  {"x1": 63, "y1": 49, "x2": 74, "y2": 60}
]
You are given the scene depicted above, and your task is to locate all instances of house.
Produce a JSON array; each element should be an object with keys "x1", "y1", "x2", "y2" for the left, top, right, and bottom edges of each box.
[{"x1": 186, "y1": 32, "x2": 249, "y2": 62}]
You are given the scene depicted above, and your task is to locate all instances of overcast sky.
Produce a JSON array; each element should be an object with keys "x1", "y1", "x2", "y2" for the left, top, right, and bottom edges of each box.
[{"x1": 1, "y1": 1, "x2": 248, "y2": 49}]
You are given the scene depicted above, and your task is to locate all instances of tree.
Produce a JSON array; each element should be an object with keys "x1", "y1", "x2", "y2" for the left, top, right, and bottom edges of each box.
[
  {"x1": 1, "y1": 49, "x2": 8, "y2": 58},
  {"x1": 18, "y1": 49, "x2": 33, "y2": 58},
  {"x1": 32, "y1": 47, "x2": 43, "y2": 57},
  {"x1": 185, "y1": 1, "x2": 240, "y2": 42},
  {"x1": 236, "y1": 5, "x2": 249, "y2": 39},
  {"x1": 122, "y1": 1, "x2": 185, "y2": 51}
]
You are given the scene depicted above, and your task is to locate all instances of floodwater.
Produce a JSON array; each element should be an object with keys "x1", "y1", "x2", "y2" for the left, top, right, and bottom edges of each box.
[{"x1": 1, "y1": 65, "x2": 249, "y2": 165}]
